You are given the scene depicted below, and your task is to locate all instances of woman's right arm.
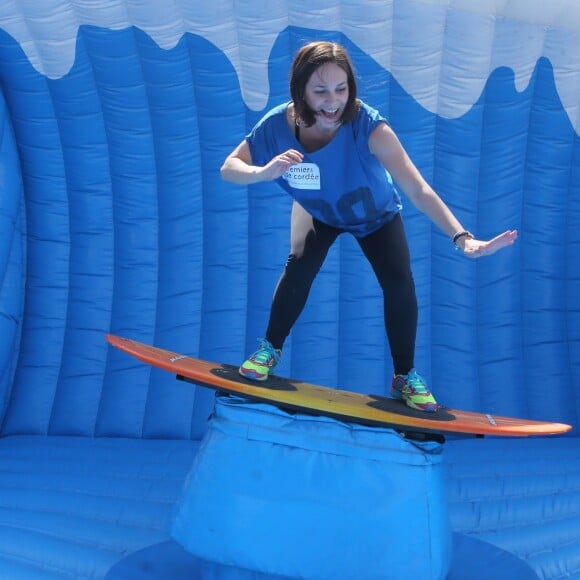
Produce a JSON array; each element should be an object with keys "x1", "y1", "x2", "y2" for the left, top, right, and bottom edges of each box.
[{"x1": 220, "y1": 140, "x2": 303, "y2": 184}]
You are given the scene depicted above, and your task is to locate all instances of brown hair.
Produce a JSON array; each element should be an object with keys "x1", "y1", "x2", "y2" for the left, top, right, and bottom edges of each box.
[{"x1": 290, "y1": 41, "x2": 360, "y2": 127}]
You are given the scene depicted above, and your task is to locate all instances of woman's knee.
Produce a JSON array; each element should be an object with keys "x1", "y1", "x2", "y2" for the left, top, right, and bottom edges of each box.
[{"x1": 284, "y1": 252, "x2": 324, "y2": 280}]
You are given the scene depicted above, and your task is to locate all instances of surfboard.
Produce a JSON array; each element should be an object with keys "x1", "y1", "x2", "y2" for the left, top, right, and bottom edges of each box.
[{"x1": 106, "y1": 334, "x2": 572, "y2": 439}]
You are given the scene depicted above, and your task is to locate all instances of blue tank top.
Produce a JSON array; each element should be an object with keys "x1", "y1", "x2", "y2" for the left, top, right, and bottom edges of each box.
[{"x1": 246, "y1": 101, "x2": 402, "y2": 237}]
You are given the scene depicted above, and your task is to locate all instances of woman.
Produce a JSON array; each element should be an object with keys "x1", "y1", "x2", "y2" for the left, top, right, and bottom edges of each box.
[{"x1": 221, "y1": 41, "x2": 517, "y2": 412}]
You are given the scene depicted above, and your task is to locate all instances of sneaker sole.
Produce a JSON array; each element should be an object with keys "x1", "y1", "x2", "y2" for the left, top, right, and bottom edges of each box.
[
  {"x1": 390, "y1": 389, "x2": 438, "y2": 413},
  {"x1": 408, "y1": 402, "x2": 438, "y2": 413},
  {"x1": 238, "y1": 367, "x2": 269, "y2": 381}
]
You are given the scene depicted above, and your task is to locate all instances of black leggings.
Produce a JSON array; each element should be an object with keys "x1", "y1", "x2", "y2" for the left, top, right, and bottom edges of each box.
[{"x1": 265, "y1": 202, "x2": 417, "y2": 375}]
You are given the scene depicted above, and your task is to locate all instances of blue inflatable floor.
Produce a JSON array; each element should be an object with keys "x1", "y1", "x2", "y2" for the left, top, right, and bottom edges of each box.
[
  {"x1": 0, "y1": 436, "x2": 200, "y2": 578},
  {"x1": 106, "y1": 534, "x2": 538, "y2": 580}
]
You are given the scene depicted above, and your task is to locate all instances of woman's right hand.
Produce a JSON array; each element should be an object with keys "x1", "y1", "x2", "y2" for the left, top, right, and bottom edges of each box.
[
  {"x1": 259, "y1": 149, "x2": 304, "y2": 181},
  {"x1": 221, "y1": 141, "x2": 304, "y2": 185}
]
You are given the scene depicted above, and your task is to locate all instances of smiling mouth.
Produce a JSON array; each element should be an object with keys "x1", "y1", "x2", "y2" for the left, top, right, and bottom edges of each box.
[{"x1": 319, "y1": 107, "x2": 341, "y2": 120}]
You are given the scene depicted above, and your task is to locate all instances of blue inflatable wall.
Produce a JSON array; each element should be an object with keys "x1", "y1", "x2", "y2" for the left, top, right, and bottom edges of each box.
[{"x1": 0, "y1": 1, "x2": 578, "y2": 578}]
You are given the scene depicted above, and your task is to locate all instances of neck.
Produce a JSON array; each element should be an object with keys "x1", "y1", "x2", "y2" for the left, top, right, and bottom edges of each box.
[{"x1": 311, "y1": 119, "x2": 342, "y2": 136}]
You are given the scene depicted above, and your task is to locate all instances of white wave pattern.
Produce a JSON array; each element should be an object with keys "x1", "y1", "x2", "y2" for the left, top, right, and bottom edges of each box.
[{"x1": 0, "y1": 0, "x2": 579, "y2": 131}]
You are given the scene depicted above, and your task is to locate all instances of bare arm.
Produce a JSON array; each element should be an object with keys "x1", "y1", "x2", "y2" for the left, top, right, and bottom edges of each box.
[
  {"x1": 220, "y1": 139, "x2": 304, "y2": 185},
  {"x1": 368, "y1": 123, "x2": 517, "y2": 257}
]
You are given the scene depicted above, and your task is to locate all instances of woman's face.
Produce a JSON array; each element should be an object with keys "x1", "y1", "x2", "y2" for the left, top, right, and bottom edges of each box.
[{"x1": 303, "y1": 62, "x2": 349, "y2": 131}]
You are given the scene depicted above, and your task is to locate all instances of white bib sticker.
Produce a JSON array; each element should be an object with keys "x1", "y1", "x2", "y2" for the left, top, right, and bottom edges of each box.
[{"x1": 283, "y1": 163, "x2": 321, "y2": 190}]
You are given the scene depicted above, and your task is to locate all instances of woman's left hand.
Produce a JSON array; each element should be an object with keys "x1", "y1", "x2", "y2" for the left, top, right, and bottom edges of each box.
[{"x1": 460, "y1": 230, "x2": 518, "y2": 258}]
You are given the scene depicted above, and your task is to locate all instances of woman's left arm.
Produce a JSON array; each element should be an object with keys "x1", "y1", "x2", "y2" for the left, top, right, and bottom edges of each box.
[{"x1": 369, "y1": 122, "x2": 517, "y2": 258}]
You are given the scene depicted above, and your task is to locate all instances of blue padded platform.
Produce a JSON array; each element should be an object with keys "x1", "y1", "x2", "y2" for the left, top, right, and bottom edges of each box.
[
  {"x1": 0, "y1": 436, "x2": 199, "y2": 578},
  {"x1": 172, "y1": 396, "x2": 451, "y2": 580}
]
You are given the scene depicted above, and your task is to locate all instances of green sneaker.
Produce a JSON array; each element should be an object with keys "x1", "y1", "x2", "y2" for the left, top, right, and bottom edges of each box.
[
  {"x1": 239, "y1": 339, "x2": 281, "y2": 381},
  {"x1": 390, "y1": 369, "x2": 438, "y2": 412}
]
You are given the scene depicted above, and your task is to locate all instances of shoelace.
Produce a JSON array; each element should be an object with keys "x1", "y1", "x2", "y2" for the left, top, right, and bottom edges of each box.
[
  {"x1": 406, "y1": 370, "x2": 429, "y2": 394},
  {"x1": 252, "y1": 339, "x2": 281, "y2": 365}
]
